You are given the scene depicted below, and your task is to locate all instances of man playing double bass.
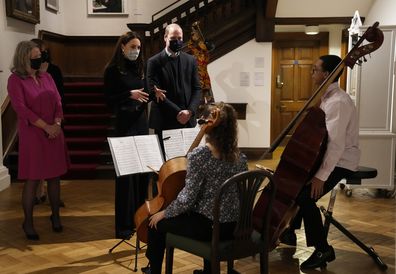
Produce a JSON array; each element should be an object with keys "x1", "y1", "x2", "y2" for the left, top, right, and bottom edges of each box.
[{"x1": 280, "y1": 55, "x2": 360, "y2": 270}]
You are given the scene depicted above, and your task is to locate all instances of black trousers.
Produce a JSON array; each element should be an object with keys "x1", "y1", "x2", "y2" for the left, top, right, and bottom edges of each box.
[
  {"x1": 115, "y1": 173, "x2": 149, "y2": 239},
  {"x1": 146, "y1": 212, "x2": 236, "y2": 274},
  {"x1": 290, "y1": 167, "x2": 353, "y2": 249}
]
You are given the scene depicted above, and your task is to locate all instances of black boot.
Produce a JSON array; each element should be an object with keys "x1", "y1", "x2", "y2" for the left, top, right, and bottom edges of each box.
[{"x1": 300, "y1": 246, "x2": 335, "y2": 270}]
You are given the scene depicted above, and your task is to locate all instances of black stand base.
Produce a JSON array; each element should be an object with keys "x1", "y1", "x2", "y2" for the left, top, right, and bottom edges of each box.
[
  {"x1": 320, "y1": 206, "x2": 388, "y2": 271},
  {"x1": 108, "y1": 234, "x2": 144, "y2": 272}
]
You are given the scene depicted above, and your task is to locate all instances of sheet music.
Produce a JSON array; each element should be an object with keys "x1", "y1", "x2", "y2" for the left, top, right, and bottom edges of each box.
[
  {"x1": 182, "y1": 127, "x2": 205, "y2": 153},
  {"x1": 107, "y1": 137, "x2": 142, "y2": 176},
  {"x1": 162, "y1": 127, "x2": 206, "y2": 160},
  {"x1": 134, "y1": 135, "x2": 164, "y2": 172},
  {"x1": 163, "y1": 129, "x2": 185, "y2": 160}
]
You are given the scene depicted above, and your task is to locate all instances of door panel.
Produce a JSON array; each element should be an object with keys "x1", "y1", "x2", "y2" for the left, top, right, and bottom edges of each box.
[{"x1": 271, "y1": 32, "x2": 329, "y2": 143}]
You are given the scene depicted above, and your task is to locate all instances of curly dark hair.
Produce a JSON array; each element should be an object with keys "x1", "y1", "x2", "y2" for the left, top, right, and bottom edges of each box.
[{"x1": 204, "y1": 102, "x2": 240, "y2": 162}]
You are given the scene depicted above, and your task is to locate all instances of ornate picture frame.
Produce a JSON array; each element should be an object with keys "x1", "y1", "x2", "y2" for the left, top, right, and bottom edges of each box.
[
  {"x1": 87, "y1": 0, "x2": 128, "y2": 16},
  {"x1": 5, "y1": 0, "x2": 40, "y2": 24},
  {"x1": 45, "y1": 0, "x2": 59, "y2": 13}
]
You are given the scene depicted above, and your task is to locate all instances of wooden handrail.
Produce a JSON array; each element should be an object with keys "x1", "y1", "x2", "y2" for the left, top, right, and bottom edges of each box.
[
  {"x1": 1, "y1": 96, "x2": 10, "y2": 115},
  {"x1": 128, "y1": 0, "x2": 256, "y2": 62},
  {"x1": 152, "y1": 0, "x2": 184, "y2": 22},
  {"x1": 2, "y1": 95, "x2": 18, "y2": 159}
]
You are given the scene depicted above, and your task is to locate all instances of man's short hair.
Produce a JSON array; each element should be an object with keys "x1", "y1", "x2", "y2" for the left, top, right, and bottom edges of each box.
[
  {"x1": 319, "y1": 55, "x2": 342, "y2": 82},
  {"x1": 164, "y1": 23, "x2": 182, "y2": 38}
]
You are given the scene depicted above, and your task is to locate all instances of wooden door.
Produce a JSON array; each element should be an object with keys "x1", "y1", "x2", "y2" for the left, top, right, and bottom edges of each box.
[{"x1": 271, "y1": 32, "x2": 329, "y2": 143}]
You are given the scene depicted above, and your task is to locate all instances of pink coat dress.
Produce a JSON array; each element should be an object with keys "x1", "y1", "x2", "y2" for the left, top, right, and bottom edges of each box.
[{"x1": 7, "y1": 72, "x2": 70, "y2": 180}]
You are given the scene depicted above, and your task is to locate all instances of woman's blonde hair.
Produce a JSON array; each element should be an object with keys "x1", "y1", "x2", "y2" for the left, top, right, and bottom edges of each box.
[
  {"x1": 204, "y1": 102, "x2": 240, "y2": 162},
  {"x1": 11, "y1": 41, "x2": 40, "y2": 78}
]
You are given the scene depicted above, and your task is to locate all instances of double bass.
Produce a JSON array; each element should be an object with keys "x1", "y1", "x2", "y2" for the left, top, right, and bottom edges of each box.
[
  {"x1": 252, "y1": 22, "x2": 384, "y2": 250},
  {"x1": 134, "y1": 109, "x2": 220, "y2": 243}
]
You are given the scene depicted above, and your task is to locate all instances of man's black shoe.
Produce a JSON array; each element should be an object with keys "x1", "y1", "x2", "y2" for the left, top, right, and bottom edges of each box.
[
  {"x1": 279, "y1": 229, "x2": 297, "y2": 246},
  {"x1": 300, "y1": 246, "x2": 335, "y2": 270},
  {"x1": 141, "y1": 265, "x2": 151, "y2": 274}
]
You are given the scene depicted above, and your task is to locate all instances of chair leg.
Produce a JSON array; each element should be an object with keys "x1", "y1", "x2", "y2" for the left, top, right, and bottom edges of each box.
[
  {"x1": 211, "y1": 260, "x2": 220, "y2": 274},
  {"x1": 165, "y1": 246, "x2": 174, "y2": 274},
  {"x1": 260, "y1": 252, "x2": 268, "y2": 274},
  {"x1": 227, "y1": 260, "x2": 234, "y2": 273}
]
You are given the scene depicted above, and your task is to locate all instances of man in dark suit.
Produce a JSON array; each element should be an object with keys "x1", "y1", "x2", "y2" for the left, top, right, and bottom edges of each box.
[{"x1": 146, "y1": 23, "x2": 201, "y2": 154}]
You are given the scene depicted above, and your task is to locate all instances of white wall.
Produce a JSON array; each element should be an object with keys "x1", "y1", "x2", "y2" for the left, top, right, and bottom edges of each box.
[
  {"x1": 62, "y1": 0, "x2": 177, "y2": 35},
  {"x1": 276, "y1": 0, "x2": 374, "y2": 17},
  {"x1": 208, "y1": 40, "x2": 272, "y2": 148},
  {"x1": 275, "y1": 24, "x2": 345, "y2": 56},
  {"x1": 365, "y1": 0, "x2": 396, "y2": 26}
]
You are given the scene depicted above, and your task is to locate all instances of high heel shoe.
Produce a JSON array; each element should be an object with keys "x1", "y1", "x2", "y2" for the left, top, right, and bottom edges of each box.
[
  {"x1": 50, "y1": 215, "x2": 63, "y2": 233},
  {"x1": 22, "y1": 224, "x2": 39, "y2": 240}
]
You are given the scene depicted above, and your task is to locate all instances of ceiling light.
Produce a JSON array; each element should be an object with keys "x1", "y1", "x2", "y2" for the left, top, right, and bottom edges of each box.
[{"x1": 305, "y1": 25, "x2": 319, "y2": 35}]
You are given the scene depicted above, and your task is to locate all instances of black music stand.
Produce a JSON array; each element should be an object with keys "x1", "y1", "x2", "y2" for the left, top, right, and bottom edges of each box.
[{"x1": 108, "y1": 231, "x2": 145, "y2": 272}]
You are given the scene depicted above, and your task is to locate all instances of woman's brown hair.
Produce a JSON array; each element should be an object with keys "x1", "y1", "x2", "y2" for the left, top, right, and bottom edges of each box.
[
  {"x1": 105, "y1": 31, "x2": 144, "y2": 78},
  {"x1": 205, "y1": 102, "x2": 240, "y2": 162}
]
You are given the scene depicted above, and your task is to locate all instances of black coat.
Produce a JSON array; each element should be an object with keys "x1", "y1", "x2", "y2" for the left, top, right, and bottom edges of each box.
[
  {"x1": 104, "y1": 62, "x2": 148, "y2": 136},
  {"x1": 146, "y1": 50, "x2": 201, "y2": 130}
]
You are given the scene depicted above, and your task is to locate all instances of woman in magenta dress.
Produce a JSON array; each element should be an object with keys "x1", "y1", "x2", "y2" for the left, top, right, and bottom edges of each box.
[{"x1": 7, "y1": 41, "x2": 69, "y2": 240}]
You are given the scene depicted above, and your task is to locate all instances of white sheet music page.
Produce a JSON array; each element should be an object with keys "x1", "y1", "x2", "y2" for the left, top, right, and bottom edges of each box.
[
  {"x1": 134, "y1": 135, "x2": 164, "y2": 172},
  {"x1": 107, "y1": 137, "x2": 142, "y2": 176},
  {"x1": 182, "y1": 127, "x2": 205, "y2": 154},
  {"x1": 162, "y1": 129, "x2": 185, "y2": 160}
]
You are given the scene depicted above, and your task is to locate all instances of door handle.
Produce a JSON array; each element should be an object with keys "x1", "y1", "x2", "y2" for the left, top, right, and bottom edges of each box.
[
  {"x1": 276, "y1": 104, "x2": 286, "y2": 112},
  {"x1": 276, "y1": 74, "x2": 284, "y2": 88}
]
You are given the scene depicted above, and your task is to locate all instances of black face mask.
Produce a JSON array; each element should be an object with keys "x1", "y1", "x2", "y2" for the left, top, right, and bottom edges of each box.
[
  {"x1": 169, "y1": 39, "x2": 183, "y2": 53},
  {"x1": 30, "y1": 57, "x2": 42, "y2": 70},
  {"x1": 41, "y1": 51, "x2": 50, "y2": 63}
]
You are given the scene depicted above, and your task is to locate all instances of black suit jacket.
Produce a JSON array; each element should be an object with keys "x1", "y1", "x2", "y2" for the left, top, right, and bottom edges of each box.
[{"x1": 147, "y1": 50, "x2": 201, "y2": 130}]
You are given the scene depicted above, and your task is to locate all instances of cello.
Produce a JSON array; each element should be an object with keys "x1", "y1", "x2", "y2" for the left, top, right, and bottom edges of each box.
[
  {"x1": 134, "y1": 108, "x2": 220, "y2": 243},
  {"x1": 252, "y1": 22, "x2": 384, "y2": 250}
]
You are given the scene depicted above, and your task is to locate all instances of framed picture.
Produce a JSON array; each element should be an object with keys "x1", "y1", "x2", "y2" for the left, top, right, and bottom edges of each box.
[
  {"x1": 87, "y1": 0, "x2": 128, "y2": 15},
  {"x1": 5, "y1": 0, "x2": 40, "y2": 24},
  {"x1": 45, "y1": 0, "x2": 59, "y2": 12}
]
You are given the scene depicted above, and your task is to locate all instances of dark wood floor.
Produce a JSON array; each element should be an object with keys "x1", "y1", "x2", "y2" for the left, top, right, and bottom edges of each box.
[{"x1": 0, "y1": 170, "x2": 394, "y2": 273}]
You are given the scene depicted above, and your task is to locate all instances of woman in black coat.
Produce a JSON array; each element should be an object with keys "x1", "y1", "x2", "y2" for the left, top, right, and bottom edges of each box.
[{"x1": 104, "y1": 31, "x2": 150, "y2": 239}]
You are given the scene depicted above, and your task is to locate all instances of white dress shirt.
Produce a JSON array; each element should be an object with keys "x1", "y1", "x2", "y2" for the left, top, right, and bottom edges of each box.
[{"x1": 314, "y1": 82, "x2": 360, "y2": 181}]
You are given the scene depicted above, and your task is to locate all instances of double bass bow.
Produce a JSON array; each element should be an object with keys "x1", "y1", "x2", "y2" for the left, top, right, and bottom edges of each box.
[
  {"x1": 253, "y1": 22, "x2": 384, "y2": 250},
  {"x1": 134, "y1": 108, "x2": 220, "y2": 243}
]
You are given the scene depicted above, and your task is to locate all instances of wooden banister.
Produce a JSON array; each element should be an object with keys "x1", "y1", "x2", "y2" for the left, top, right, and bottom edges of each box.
[{"x1": 2, "y1": 96, "x2": 18, "y2": 158}]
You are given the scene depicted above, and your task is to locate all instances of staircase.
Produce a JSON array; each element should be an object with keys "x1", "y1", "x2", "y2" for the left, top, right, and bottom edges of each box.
[
  {"x1": 62, "y1": 82, "x2": 114, "y2": 179},
  {"x1": 128, "y1": 0, "x2": 257, "y2": 62}
]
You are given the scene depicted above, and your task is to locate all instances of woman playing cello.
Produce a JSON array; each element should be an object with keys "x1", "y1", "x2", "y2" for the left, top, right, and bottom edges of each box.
[{"x1": 143, "y1": 102, "x2": 248, "y2": 274}]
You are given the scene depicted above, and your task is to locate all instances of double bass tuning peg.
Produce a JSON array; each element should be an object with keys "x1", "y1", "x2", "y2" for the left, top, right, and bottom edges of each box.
[{"x1": 356, "y1": 55, "x2": 368, "y2": 66}]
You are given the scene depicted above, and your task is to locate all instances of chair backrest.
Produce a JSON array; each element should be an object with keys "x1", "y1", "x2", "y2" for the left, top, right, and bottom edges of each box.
[{"x1": 211, "y1": 169, "x2": 276, "y2": 259}]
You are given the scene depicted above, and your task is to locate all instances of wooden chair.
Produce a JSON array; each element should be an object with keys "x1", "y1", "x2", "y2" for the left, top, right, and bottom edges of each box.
[{"x1": 165, "y1": 169, "x2": 276, "y2": 274}]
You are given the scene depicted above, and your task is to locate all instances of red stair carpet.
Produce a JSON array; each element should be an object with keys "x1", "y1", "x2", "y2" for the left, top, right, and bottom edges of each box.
[{"x1": 62, "y1": 82, "x2": 114, "y2": 179}]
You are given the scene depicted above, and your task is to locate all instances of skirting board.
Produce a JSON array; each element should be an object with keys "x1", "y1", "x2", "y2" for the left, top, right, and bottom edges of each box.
[{"x1": 0, "y1": 165, "x2": 10, "y2": 192}]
